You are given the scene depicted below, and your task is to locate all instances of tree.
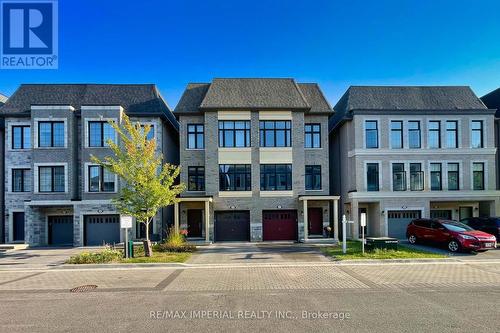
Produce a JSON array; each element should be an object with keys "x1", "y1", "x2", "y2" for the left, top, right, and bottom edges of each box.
[{"x1": 91, "y1": 113, "x2": 185, "y2": 256}]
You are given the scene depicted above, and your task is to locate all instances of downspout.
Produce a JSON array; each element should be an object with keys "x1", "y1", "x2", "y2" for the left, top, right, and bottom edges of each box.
[{"x1": 0, "y1": 117, "x2": 5, "y2": 243}]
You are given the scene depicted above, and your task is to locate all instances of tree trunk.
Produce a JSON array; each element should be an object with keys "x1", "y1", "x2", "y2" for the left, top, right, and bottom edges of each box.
[{"x1": 143, "y1": 220, "x2": 153, "y2": 257}]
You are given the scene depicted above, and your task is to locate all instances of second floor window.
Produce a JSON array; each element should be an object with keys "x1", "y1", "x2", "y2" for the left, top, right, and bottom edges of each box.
[
  {"x1": 392, "y1": 163, "x2": 406, "y2": 191},
  {"x1": 89, "y1": 121, "x2": 116, "y2": 147},
  {"x1": 187, "y1": 124, "x2": 204, "y2": 149},
  {"x1": 428, "y1": 121, "x2": 441, "y2": 149},
  {"x1": 305, "y1": 165, "x2": 321, "y2": 190},
  {"x1": 259, "y1": 121, "x2": 291, "y2": 147},
  {"x1": 390, "y1": 121, "x2": 403, "y2": 149},
  {"x1": 366, "y1": 163, "x2": 379, "y2": 191},
  {"x1": 365, "y1": 121, "x2": 378, "y2": 148},
  {"x1": 260, "y1": 164, "x2": 292, "y2": 190},
  {"x1": 473, "y1": 163, "x2": 484, "y2": 190},
  {"x1": 305, "y1": 124, "x2": 321, "y2": 148},
  {"x1": 410, "y1": 163, "x2": 423, "y2": 191},
  {"x1": 430, "y1": 163, "x2": 442, "y2": 191},
  {"x1": 38, "y1": 121, "x2": 64, "y2": 147},
  {"x1": 140, "y1": 124, "x2": 155, "y2": 141},
  {"x1": 218, "y1": 121, "x2": 250, "y2": 147},
  {"x1": 188, "y1": 166, "x2": 205, "y2": 191},
  {"x1": 408, "y1": 121, "x2": 421, "y2": 148},
  {"x1": 12, "y1": 125, "x2": 31, "y2": 149},
  {"x1": 471, "y1": 121, "x2": 483, "y2": 148},
  {"x1": 446, "y1": 121, "x2": 458, "y2": 148},
  {"x1": 38, "y1": 166, "x2": 65, "y2": 192},
  {"x1": 12, "y1": 169, "x2": 30, "y2": 192},
  {"x1": 447, "y1": 163, "x2": 459, "y2": 190},
  {"x1": 219, "y1": 164, "x2": 251, "y2": 191},
  {"x1": 88, "y1": 165, "x2": 115, "y2": 192}
]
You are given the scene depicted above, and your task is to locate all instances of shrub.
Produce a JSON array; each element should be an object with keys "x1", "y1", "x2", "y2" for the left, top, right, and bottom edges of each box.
[
  {"x1": 66, "y1": 248, "x2": 122, "y2": 264},
  {"x1": 165, "y1": 227, "x2": 187, "y2": 246},
  {"x1": 156, "y1": 243, "x2": 196, "y2": 253}
]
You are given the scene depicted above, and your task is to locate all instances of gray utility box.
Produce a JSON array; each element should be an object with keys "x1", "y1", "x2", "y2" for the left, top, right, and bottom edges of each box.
[{"x1": 365, "y1": 237, "x2": 399, "y2": 251}]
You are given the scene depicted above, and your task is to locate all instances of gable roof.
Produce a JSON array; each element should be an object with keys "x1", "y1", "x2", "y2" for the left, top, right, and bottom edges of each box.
[
  {"x1": 174, "y1": 78, "x2": 332, "y2": 114},
  {"x1": 330, "y1": 86, "x2": 489, "y2": 132},
  {"x1": 0, "y1": 93, "x2": 7, "y2": 106},
  {"x1": 480, "y1": 87, "x2": 500, "y2": 118},
  {"x1": 0, "y1": 84, "x2": 178, "y2": 130}
]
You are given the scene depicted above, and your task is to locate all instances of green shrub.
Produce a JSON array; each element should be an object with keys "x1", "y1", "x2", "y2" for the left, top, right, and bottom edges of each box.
[
  {"x1": 156, "y1": 243, "x2": 196, "y2": 253},
  {"x1": 66, "y1": 248, "x2": 123, "y2": 264},
  {"x1": 165, "y1": 228, "x2": 186, "y2": 247}
]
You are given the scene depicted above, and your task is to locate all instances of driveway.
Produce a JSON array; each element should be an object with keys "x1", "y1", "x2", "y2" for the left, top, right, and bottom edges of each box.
[
  {"x1": 403, "y1": 241, "x2": 500, "y2": 261},
  {"x1": 0, "y1": 247, "x2": 99, "y2": 269},
  {"x1": 187, "y1": 242, "x2": 329, "y2": 264}
]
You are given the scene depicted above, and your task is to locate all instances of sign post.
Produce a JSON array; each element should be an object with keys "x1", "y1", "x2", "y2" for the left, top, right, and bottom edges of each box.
[
  {"x1": 120, "y1": 216, "x2": 133, "y2": 258},
  {"x1": 342, "y1": 215, "x2": 354, "y2": 254},
  {"x1": 360, "y1": 212, "x2": 367, "y2": 255}
]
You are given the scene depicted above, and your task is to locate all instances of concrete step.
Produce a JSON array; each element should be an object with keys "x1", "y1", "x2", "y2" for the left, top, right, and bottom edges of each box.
[
  {"x1": 0, "y1": 243, "x2": 29, "y2": 251},
  {"x1": 302, "y1": 238, "x2": 338, "y2": 244}
]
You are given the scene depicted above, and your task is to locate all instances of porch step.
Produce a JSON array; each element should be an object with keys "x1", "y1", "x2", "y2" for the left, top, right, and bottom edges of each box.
[{"x1": 0, "y1": 243, "x2": 29, "y2": 252}]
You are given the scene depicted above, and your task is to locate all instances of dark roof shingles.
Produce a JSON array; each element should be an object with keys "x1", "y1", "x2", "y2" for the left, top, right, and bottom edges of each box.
[
  {"x1": 174, "y1": 83, "x2": 210, "y2": 113},
  {"x1": 480, "y1": 87, "x2": 500, "y2": 118}
]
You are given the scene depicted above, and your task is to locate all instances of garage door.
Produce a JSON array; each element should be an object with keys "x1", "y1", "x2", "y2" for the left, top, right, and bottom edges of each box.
[
  {"x1": 388, "y1": 210, "x2": 421, "y2": 239},
  {"x1": 48, "y1": 216, "x2": 73, "y2": 246},
  {"x1": 84, "y1": 215, "x2": 120, "y2": 246},
  {"x1": 215, "y1": 211, "x2": 250, "y2": 242},
  {"x1": 263, "y1": 210, "x2": 297, "y2": 241}
]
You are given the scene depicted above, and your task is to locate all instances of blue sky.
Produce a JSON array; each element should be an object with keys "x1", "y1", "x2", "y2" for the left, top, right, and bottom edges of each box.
[{"x1": 1, "y1": 0, "x2": 499, "y2": 107}]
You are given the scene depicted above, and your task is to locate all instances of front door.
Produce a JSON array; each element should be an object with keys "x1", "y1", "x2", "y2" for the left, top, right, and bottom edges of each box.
[
  {"x1": 13, "y1": 212, "x2": 25, "y2": 241},
  {"x1": 187, "y1": 209, "x2": 203, "y2": 238},
  {"x1": 308, "y1": 208, "x2": 323, "y2": 235}
]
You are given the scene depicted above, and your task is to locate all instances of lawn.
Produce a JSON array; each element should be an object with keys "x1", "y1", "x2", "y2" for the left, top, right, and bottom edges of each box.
[
  {"x1": 120, "y1": 246, "x2": 191, "y2": 263},
  {"x1": 321, "y1": 241, "x2": 447, "y2": 260}
]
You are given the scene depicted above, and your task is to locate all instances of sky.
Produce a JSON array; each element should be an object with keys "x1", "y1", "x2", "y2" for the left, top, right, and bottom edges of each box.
[{"x1": 1, "y1": 0, "x2": 499, "y2": 108}]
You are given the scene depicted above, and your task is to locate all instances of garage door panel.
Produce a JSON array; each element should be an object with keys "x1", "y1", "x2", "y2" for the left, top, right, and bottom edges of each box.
[
  {"x1": 388, "y1": 210, "x2": 421, "y2": 239},
  {"x1": 84, "y1": 215, "x2": 120, "y2": 246},
  {"x1": 215, "y1": 211, "x2": 250, "y2": 242},
  {"x1": 263, "y1": 210, "x2": 297, "y2": 241},
  {"x1": 48, "y1": 216, "x2": 73, "y2": 246}
]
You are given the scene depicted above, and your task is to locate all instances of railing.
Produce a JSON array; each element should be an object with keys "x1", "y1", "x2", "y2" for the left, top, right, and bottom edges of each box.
[
  {"x1": 392, "y1": 171, "x2": 407, "y2": 191},
  {"x1": 410, "y1": 171, "x2": 424, "y2": 191}
]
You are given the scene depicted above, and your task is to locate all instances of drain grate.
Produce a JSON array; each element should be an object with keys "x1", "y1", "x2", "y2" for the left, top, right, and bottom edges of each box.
[{"x1": 70, "y1": 285, "x2": 98, "y2": 293}]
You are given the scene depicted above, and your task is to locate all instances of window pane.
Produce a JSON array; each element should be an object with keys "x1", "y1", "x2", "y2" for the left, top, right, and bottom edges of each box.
[
  {"x1": 103, "y1": 168, "x2": 115, "y2": 192},
  {"x1": 367, "y1": 164, "x2": 379, "y2": 191},
  {"x1": 305, "y1": 134, "x2": 312, "y2": 148},
  {"x1": 275, "y1": 130, "x2": 285, "y2": 147},
  {"x1": 265, "y1": 130, "x2": 274, "y2": 147},
  {"x1": 89, "y1": 166, "x2": 100, "y2": 192},
  {"x1": 24, "y1": 127, "x2": 31, "y2": 148},
  {"x1": 224, "y1": 130, "x2": 234, "y2": 147},
  {"x1": 196, "y1": 134, "x2": 204, "y2": 148},
  {"x1": 39, "y1": 123, "x2": 52, "y2": 147},
  {"x1": 103, "y1": 123, "x2": 115, "y2": 146},
  {"x1": 12, "y1": 169, "x2": 22, "y2": 192},
  {"x1": 53, "y1": 123, "x2": 64, "y2": 147},
  {"x1": 89, "y1": 122, "x2": 102, "y2": 147},
  {"x1": 13, "y1": 127, "x2": 22, "y2": 149},
  {"x1": 53, "y1": 167, "x2": 65, "y2": 192},
  {"x1": 188, "y1": 134, "x2": 195, "y2": 148},
  {"x1": 39, "y1": 167, "x2": 52, "y2": 192}
]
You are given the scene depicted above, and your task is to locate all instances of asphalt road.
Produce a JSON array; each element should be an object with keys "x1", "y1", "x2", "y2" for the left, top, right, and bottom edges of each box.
[{"x1": 1, "y1": 285, "x2": 499, "y2": 333}]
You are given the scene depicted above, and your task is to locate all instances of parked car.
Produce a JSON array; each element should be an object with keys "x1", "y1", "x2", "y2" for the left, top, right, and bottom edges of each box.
[
  {"x1": 406, "y1": 219, "x2": 497, "y2": 252},
  {"x1": 460, "y1": 217, "x2": 500, "y2": 241}
]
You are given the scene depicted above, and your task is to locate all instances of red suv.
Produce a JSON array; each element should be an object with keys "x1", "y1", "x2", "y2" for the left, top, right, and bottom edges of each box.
[{"x1": 406, "y1": 219, "x2": 497, "y2": 252}]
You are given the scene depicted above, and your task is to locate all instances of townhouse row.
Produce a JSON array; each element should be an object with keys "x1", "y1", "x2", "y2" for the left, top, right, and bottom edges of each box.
[{"x1": 1, "y1": 80, "x2": 499, "y2": 246}]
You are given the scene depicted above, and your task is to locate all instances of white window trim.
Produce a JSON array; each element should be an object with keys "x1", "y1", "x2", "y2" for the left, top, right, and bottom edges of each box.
[
  {"x1": 470, "y1": 160, "x2": 488, "y2": 191},
  {"x1": 84, "y1": 162, "x2": 118, "y2": 193},
  {"x1": 364, "y1": 160, "x2": 382, "y2": 191},
  {"x1": 7, "y1": 121, "x2": 31, "y2": 151},
  {"x1": 363, "y1": 119, "x2": 380, "y2": 149},
  {"x1": 34, "y1": 162, "x2": 68, "y2": 193},
  {"x1": 84, "y1": 117, "x2": 118, "y2": 148},
  {"x1": 7, "y1": 165, "x2": 31, "y2": 193},
  {"x1": 33, "y1": 118, "x2": 68, "y2": 149}
]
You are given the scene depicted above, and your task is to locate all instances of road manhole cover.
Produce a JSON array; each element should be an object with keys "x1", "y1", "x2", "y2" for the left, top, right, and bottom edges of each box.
[{"x1": 70, "y1": 285, "x2": 98, "y2": 293}]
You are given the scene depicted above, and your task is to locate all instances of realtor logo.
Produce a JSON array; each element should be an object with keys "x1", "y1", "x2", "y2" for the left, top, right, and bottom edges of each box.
[{"x1": 1, "y1": 0, "x2": 58, "y2": 69}]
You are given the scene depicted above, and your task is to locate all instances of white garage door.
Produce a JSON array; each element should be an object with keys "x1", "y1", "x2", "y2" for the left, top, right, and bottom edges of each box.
[{"x1": 388, "y1": 210, "x2": 421, "y2": 239}]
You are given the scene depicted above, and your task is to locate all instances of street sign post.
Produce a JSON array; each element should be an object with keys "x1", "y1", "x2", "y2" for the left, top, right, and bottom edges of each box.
[
  {"x1": 360, "y1": 212, "x2": 367, "y2": 255},
  {"x1": 342, "y1": 215, "x2": 354, "y2": 254},
  {"x1": 120, "y1": 216, "x2": 133, "y2": 258}
]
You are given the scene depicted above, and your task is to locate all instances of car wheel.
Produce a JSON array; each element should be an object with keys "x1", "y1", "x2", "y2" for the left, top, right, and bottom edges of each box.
[
  {"x1": 408, "y1": 235, "x2": 418, "y2": 244},
  {"x1": 448, "y1": 240, "x2": 461, "y2": 252}
]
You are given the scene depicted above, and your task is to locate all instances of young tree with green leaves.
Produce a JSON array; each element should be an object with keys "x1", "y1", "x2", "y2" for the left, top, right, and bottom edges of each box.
[{"x1": 91, "y1": 113, "x2": 185, "y2": 256}]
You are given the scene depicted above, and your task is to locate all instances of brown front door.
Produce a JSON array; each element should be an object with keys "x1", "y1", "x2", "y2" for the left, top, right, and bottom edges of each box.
[
  {"x1": 187, "y1": 209, "x2": 203, "y2": 238},
  {"x1": 308, "y1": 208, "x2": 323, "y2": 235}
]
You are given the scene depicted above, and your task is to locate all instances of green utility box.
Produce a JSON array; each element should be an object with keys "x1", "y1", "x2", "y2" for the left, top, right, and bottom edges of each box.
[
  {"x1": 128, "y1": 240, "x2": 134, "y2": 258},
  {"x1": 365, "y1": 237, "x2": 399, "y2": 251}
]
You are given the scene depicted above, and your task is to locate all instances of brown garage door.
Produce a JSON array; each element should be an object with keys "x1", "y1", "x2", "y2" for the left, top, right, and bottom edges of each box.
[
  {"x1": 263, "y1": 210, "x2": 297, "y2": 241},
  {"x1": 215, "y1": 211, "x2": 250, "y2": 242}
]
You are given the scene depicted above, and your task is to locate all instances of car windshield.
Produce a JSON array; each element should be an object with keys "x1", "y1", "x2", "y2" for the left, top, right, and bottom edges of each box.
[{"x1": 441, "y1": 221, "x2": 474, "y2": 232}]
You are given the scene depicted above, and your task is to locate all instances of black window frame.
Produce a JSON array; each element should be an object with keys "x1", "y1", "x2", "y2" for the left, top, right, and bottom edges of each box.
[
  {"x1": 430, "y1": 163, "x2": 442, "y2": 191},
  {"x1": 12, "y1": 168, "x2": 30, "y2": 192},
  {"x1": 88, "y1": 121, "x2": 116, "y2": 147},
  {"x1": 410, "y1": 163, "x2": 424, "y2": 191},
  {"x1": 188, "y1": 166, "x2": 205, "y2": 191},
  {"x1": 392, "y1": 163, "x2": 406, "y2": 191},
  {"x1": 390, "y1": 121, "x2": 403, "y2": 149},
  {"x1": 259, "y1": 121, "x2": 292, "y2": 147},
  {"x1": 447, "y1": 163, "x2": 459, "y2": 191},
  {"x1": 88, "y1": 165, "x2": 115, "y2": 193},
  {"x1": 219, "y1": 164, "x2": 251, "y2": 191},
  {"x1": 304, "y1": 123, "x2": 321, "y2": 148},
  {"x1": 187, "y1": 124, "x2": 204, "y2": 149},
  {"x1": 365, "y1": 120, "x2": 378, "y2": 148},
  {"x1": 218, "y1": 121, "x2": 251, "y2": 148},
  {"x1": 305, "y1": 165, "x2": 322, "y2": 190},
  {"x1": 12, "y1": 125, "x2": 31, "y2": 149},
  {"x1": 260, "y1": 164, "x2": 292, "y2": 191},
  {"x1": 446, "y1": 121, "x2": 458, "y2": 148},
  {"x1": 38, "y1": 166, "x2": 65, "y2": 193},
  {"x1": 472, "y1": 162, "x2": 485, "y2": 190},
  {"x1": 408, "y1": 121, "x2": 421, "y2": 149},
  {"x1": 366, "y1": 163, "x2": 379, "y2": 191},
  {"x1": 38, "y1": 121, "x2": 65, "y2": 148},
  {"x1": 471, "y1": 120, "x2": 484, "y2": 148},
  {"x1": 428, "y1": 121, "x2": 441, "y2": 149}
]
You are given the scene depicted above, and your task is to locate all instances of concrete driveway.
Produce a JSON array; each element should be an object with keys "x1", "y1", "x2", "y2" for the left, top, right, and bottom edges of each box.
[
  {"x1": 403, "y1": 241, "x2": 500, "y2": 261},
  {"x1": 187, "y1": 242, "x2": 329, "y2": 264},
  {"x1": 0, "y1": 247, "x2": 99, "y2": 269}
]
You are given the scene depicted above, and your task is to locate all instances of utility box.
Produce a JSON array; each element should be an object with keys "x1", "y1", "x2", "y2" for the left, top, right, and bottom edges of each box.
[{"x1": 365, "y1": 237, "x2": 399, "y2": 251}]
